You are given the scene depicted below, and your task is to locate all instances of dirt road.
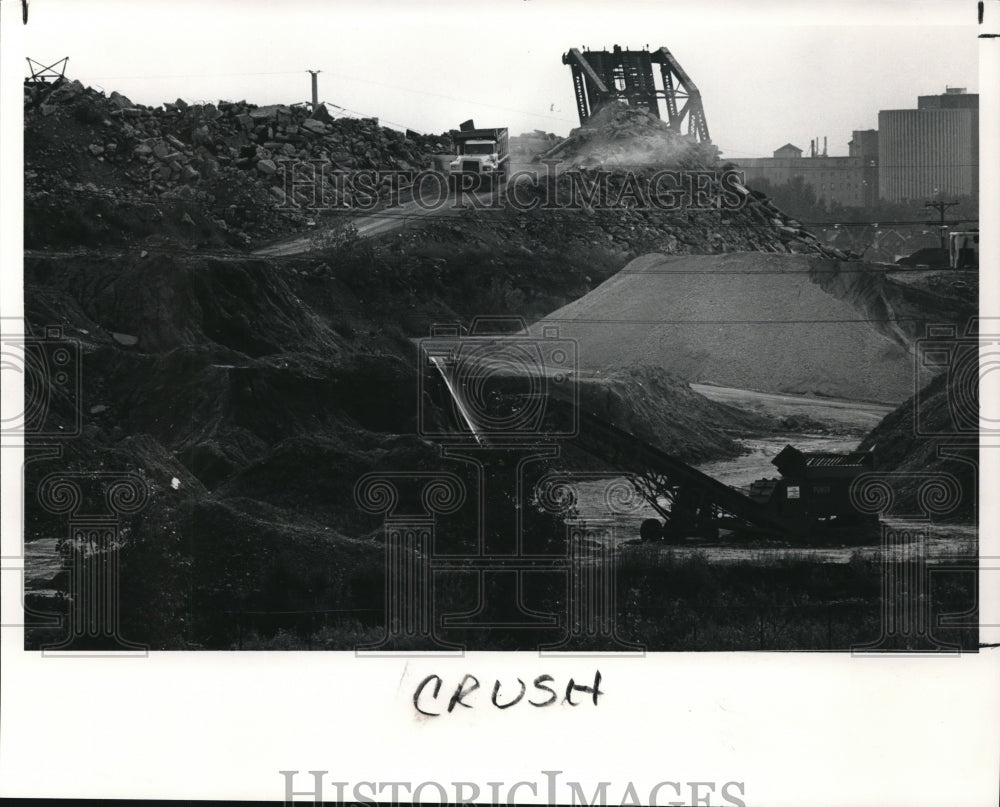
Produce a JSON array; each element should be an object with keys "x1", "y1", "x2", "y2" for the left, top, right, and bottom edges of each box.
[
  {"x1": 253, "y1": 159, "x2": 544, "y2": 257},
  {"x1": 253, "y1": 195, "x2": 458, "y2": 257},
  {"x1": 691, "y1": 383, "x2": 895, "y2": 432}
]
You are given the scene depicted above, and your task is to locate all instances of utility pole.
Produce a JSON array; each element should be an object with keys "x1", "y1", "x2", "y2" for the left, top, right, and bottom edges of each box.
[
  {"x1": 307, "y1": 70, "x2": 321, "y2": 115},
  {"x1": 924, "y1": 200, "x2": 958, "y2": 248}
]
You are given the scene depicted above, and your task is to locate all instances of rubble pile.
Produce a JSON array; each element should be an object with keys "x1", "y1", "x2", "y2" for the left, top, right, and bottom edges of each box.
[
  {"x1": 527, "y1": 102, "x2": 845, "y2": 260},
  {"x1": 24, "y1": 78, "x2": 452, "y2": 247},
  {"x1": 742, "y1": 188, "x2": 851, "y2": 259},
  {"x1": 537, "y1": 102, "x2": 720, "y2": 168},
  {"x1": 543, "y1": 174, "x2": 848, "y2": 258},
  {"x1": 511, "y1": 129, "x2": 562, "y2": 160}
]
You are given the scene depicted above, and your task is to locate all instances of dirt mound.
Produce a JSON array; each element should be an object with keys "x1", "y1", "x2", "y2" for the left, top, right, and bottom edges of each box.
[
  {"x1": 537, "y1": 252, "x2": 916, "y2": 404},
  {"x1": 575, "y1": 365, "x2": 775, "y2": 462},
  {"x1": 857, "y1": 373, "x2": 976, "y2": 521}
]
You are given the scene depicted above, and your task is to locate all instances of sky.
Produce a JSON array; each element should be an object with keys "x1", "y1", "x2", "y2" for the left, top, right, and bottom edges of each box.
[{"x1": 19, "y1": 0, "x2": 979, "y2": 159}]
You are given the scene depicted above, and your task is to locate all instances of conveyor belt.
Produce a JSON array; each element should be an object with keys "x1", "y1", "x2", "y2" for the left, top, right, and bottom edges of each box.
[{"x1": 560, "y1": 401, "x2": 795, "y2": 536}]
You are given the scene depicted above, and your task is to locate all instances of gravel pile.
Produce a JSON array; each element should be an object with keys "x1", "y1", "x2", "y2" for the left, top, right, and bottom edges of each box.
[{"x1": 537, "y1": 251, "x2": 915, "y2": 404}]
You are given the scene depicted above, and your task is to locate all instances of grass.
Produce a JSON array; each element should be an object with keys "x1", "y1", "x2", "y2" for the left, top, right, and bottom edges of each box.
[{"x1": 204, "y1": 551, "x2": 977, "y2": 653}]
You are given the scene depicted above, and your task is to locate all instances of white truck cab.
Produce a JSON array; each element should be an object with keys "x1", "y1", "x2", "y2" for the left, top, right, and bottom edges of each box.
[{"x1": 448, "y1": 121, "x2": 510, "y2": 189}]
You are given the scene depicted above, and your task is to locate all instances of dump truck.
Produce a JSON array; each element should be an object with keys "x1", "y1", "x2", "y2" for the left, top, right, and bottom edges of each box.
[
  {"x1": 448, "y1": 119, "x2": 509, "y2": 191},
  {"x1": 949, "y1": 230, "x2": 979, "y2": 269},
  {"x1": 896, "y1": 230, "x2": 979, "y2": 270}
]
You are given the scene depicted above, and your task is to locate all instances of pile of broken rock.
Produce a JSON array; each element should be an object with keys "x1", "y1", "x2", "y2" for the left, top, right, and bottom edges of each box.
[{"x1": 24, "y1": 78, "x2": 453, "y2": 246}]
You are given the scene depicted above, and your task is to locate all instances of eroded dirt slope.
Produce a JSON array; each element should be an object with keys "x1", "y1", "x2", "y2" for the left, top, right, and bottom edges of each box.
[{"x1": 538, "y1": 252, "x2": 976, "y2": 404}]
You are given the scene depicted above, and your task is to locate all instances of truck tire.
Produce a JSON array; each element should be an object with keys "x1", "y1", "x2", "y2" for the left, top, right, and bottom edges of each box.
[{"x1": 640, "y1": 519, "x2": 664, "y2": 542}]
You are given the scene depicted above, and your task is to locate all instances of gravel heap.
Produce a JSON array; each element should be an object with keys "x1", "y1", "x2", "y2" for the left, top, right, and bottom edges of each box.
[{"x1": 537, "y1": 251, "x2": 915, "y2": 404}]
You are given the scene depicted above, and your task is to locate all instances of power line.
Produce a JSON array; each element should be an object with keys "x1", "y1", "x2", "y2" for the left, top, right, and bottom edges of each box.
[
  {"x1": 739, "y1": 163, "x2": 980, "y2": 168},
  {"x1": 799, "y1": 219, "x2": 977, "y2": 226},
  {"x1": 539, "y1": 317, "x2": 944, "y2": 325},
  {"x1": 924, "y1": 200, "x2": 960, "y2": 248},
  {"x1": 318, "y1": 70, "x2": 579, "y2": 126},
  {"x1": 72, "y1": 69, "x2": 306, "y2": 80},
  {"x1": 71, "y1": 67, "x2": 576, "y2": 128},
  {"x1": 29, "y1": 185, "x2": 977, "y2": 228},
  {"x1": 321, "y1": 102, "x2": 413, "y2": 133}
]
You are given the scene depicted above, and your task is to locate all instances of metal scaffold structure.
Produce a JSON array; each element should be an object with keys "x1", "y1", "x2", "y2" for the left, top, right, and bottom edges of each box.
[
  {"x1": 25, "y1": 56, "x2": 68, "y2": 86},
  {"x1": 563, "y1": 44, "x2": 711, "y2": 142}
]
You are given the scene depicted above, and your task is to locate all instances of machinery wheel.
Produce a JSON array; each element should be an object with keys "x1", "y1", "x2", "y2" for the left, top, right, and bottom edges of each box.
[{"x1": 639, "y1": 518, "x2": 664, "y2": 542}]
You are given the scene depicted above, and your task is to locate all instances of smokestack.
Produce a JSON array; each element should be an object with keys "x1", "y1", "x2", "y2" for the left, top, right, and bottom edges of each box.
[{"x1": 824, "y1": 136, "x2": 827, "y2": 157}]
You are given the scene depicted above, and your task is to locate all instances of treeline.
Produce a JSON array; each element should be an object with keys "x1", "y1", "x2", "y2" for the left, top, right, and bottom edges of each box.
[{"x1": 747, "y1": 175, "x2": 978, "y2": 227}]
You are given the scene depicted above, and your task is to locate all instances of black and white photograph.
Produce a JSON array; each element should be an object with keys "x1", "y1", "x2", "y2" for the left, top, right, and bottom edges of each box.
[{"x1": 2, "y1": 0, "x2": 998, "y2": 804}]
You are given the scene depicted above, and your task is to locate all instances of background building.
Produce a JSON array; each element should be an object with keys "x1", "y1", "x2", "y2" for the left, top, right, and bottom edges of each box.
[
  {"x1": 848, "y1": 129, "x2": 879, "y2": 207},
  {"x1": 736, "y1": 141, "x2": 866, "y2": 208},
  {"x1": 877, "y1": 88, "x2": 978, "y2": 201},
  {"x1": 735, "y1": 89, "x2": 978, "y2": 209}
]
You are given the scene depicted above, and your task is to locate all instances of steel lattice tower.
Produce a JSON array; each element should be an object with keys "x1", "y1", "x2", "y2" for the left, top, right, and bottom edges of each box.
[{"x1": 562, "y1": 45, "x2": 710, "y2": 142}]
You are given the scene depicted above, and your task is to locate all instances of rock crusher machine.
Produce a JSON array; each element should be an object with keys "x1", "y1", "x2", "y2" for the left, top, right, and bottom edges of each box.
[
  {"x1": 569, "y1": 409, "x2": 878, "y2": 542},
  {"x1": 420, "y1": 321, "x2": 878, "y2": 544}
]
